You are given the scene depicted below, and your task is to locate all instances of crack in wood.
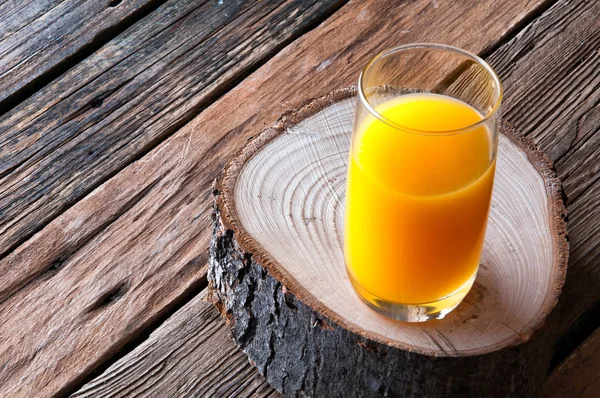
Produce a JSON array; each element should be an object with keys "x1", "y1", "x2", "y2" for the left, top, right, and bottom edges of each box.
[
  {"x1": 65, "y1": 77, "x2": 136, "y2": 124},
  {"x1": 85, "y1": 280, "x2": 131, "y2": 314}
]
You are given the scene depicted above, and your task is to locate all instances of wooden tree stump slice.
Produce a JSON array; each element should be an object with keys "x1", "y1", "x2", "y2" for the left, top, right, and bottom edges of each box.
[{"x1": 209, "y1": 87, "x2": 568, "y2": 397}]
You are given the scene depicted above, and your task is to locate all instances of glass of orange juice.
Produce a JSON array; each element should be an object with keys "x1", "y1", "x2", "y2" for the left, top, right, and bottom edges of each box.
[{"x1": 345, "y1": 43, "x2": 502, "y2": 322}]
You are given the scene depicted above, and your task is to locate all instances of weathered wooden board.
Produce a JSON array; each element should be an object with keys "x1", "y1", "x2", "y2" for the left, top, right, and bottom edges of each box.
[
  {"x1": 0, "y1": 0, "x2": 350, "y2": 396},
  {"x1": 544, "y1": 327, "x2": 600, "y2": 397},
  {"x1": 0, "y1": 0, "x2": 164, "y2": 106},
  {"x1": 73, "y1": 0, "x2": 597, "y2": 395},
  {"x1": 0, "y1": 128, "x2": 213, "y2": 398},
  {"x1": 71, "y1": 290, "x2": 279, "y2": 398},
  {"x1": 0, "y1": 0, "x2": 347, "y2": 259},
  {"x1": 486, "y1": 0, "x2": 600, "y2": 345},
  {"x1": 0, "y1": 0, "x2": 549, "y2": 396}
]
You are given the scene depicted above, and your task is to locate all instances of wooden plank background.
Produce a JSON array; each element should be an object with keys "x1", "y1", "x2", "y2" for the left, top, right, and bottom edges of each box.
[
  {"x1": 72, "y1": 0, "x2": 600, "y2": 395},
  {"x1": 0, "y1": 0, "x2": 346, "y2": 259},
  {"x1": 0, "y1": 1, "x2": 551, "y2": 396},
  {"x1": 0, "y1": 0, "x2": 597, "y2": 396}
]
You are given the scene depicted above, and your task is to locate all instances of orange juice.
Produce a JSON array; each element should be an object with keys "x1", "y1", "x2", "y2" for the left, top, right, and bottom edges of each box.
[{"x1": 345, "y1": 93, "x2": 496, "y2": 305}]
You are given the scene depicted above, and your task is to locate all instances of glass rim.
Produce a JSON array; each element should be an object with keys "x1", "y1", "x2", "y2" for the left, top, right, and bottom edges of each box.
[{"x1": 358, "y1": 43, "x2": 503, "y2": 136}]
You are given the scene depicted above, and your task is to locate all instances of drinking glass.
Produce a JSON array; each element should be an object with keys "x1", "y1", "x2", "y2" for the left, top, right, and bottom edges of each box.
[{"x1": 344, "y1": 43, "x2": 502, "y2": 322}]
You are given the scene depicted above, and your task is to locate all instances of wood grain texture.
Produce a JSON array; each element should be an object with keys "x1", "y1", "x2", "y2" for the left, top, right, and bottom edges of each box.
[
  {"x1": 544, "y1": 327, "x2": 600, "y2": 397},
  {"x1": 209, "y1": 90, "x2": 566, "y2": 397},
  {"x1": 72, "y1": 290, "x2": 279, "y2": 398},
  {"x1": 486, "y1": 0, "x2": 600, "y2": 343},
  {"x1": 0, "y1": 0, "x2": 347, "y2": 259},
  {"x1": 0, "y1": 0, "x2": 164, "y2": 105},
  {"x1": 1, "y1": 1, "x2": 548, "y2": 397},
  {"x1": 0, "y1": 148, "x2": 211, "y2": 398},
  {"x1": 0, "y1": 2, "x2": 354, "y2": 395},
  {"x1": 66, "y1": 0, "x2": 598, "y2": 395}
]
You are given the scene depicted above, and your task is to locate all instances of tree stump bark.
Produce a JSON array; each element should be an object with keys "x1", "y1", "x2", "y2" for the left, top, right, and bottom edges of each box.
[{"x1": 208, "y1": 87, "x2": 568, "y2": 397}]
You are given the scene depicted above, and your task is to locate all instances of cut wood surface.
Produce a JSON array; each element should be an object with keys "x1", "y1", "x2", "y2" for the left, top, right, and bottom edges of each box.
[
  {"x1": 0, "y1": 0, "x2": 346, "y2": 259},
  {"x1": 210, "y1": 90, "x2": 566, "y2": 396},
  {"x1": 1, "y1": 0, "x2": 551, "y2": 396},
  {"x1": 544, "y1": 327, "x2": 600, "y2": 398},
  {"x1": 0, "y1": 0, "x2": 163, "y2": 106},
  {"x1": 72, "y1": 290, "x2": 279, "y2": 398},
  {"x1": 222, "y1": 92, "x2": 566, "y2": 356}
]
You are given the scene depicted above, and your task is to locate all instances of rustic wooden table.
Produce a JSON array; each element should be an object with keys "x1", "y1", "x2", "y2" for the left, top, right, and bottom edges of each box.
[{"x1": 0, "y1": 0, "x2": 598, "y2": 397}]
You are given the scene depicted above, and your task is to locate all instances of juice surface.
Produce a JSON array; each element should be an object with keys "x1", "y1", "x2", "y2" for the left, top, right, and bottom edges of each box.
[{"x1": 345, "y1": 93, "x2": 495, "y2": 304}]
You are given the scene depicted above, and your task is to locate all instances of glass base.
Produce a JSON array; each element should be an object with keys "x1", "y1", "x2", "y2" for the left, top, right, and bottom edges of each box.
[{"x1": 347, "y1": 271, "x2": 477, "y2": 322}]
